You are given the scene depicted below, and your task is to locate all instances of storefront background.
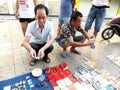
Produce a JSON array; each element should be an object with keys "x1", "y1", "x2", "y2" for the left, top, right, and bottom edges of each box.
[{"x1": 0, "y1": 0, "x2": 120, "y2": 18}]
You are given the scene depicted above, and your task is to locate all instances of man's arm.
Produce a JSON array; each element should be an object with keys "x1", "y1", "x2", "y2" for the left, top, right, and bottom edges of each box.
[
  {"x1": 21, "y1": 36, "x2": 32, "y2": 52},
  {"x1": 81, "y1": 30, "x2": 90, "y2": 40},
  {"x1": 38, "y1": 34, "x2": 54, "y2": 59},
  {"x1": 40, "y1": 34, "x2": 54, "y2": 51},
  {"x1": 21, "y1": 36, "x2": 36, "y2": 58},
  {"x1": 67, "y1": 36, "x2": 93, "y2": 47}
]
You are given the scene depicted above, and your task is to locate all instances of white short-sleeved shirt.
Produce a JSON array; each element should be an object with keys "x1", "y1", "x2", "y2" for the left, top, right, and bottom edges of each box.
[
  {"x1": 92, "y1": 0, "x2": 109, "y2": 6},
  {"x1": 18, "y1": 0, "x2": 35, "y2": 18},
  {"x1": 25, "y1": 20, "x2": 54, "y2": 44}
]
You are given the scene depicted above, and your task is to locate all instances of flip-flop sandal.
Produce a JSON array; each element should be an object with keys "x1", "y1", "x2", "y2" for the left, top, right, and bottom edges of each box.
[
  {"x1": 29, "y1": 59, "x2": 38, "y2": 66},
  {"x1": 55, "y1": 37, "x2": 60, "y2": 42},
  {"x1": 61, "y1": 52, "x2": 67, "y2": 58},
  {"x1": 71, "y1": 50, "x2": 81, "y2": 54},
  {"x1": 44, "y1": 57, "x2": 51, "y2": 63}
]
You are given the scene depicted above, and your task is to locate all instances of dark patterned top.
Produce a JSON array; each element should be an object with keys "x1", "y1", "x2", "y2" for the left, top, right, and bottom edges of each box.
[{"x1": 60, "y1": 23, "x2": 83, "y2": 39}]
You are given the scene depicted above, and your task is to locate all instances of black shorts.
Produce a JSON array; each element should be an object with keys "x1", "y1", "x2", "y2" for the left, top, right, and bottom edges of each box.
[{"x1": 19, "y1": 18, "x2": 35, "y2": 23}]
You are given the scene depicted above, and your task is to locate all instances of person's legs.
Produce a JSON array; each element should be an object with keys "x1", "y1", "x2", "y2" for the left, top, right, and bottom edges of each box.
[
  {"x1": 27, "y1": 18, "x2": 35, "y2": 23},
  {"x1": 58, "y1": 38, "x2": 70, "y2": 58},
  {"x1": 70, "y1": 35, "x2": 85, "y2": 52},
  {"x1": 29, "y1": 43, "x2": 40, "y2": 66},
  {"x1": 19, "y1": 18, "x2": 35, "y2": 36},
  {"x1": 30, "y1": 43, "x2": 40, "y2": 53},
  {"x1": 57, "y1": 24, "x2": 62, "y2": 38},
  {"x1": 56, "y1": 17, "x2": 63, "y2": 38},
  {"x1": 94, "y1": 8, "x2": 106, "y2": 37},
  {"x1": 21, "y1": 22, "x2": 28, "y2": 36},
  {"x1": 30, "y1": 42, "x2": 54, "y2": 63},
  {"x1": 43, "y1": 45, "x2": 54, "y2": 63},
  {"x1": 36, "y1": 43, "x2": 53, "y2": 63},
  {"x1": 61, "y1": 41, "x2": 70, "y2": 58},
  {"x1": 56, "y1": 17, "x2": 70, "y2": 38},
  {"x1": 19, "y1": 18, "x2": 28, "y2": 36},
  {"x1": 85, "y1": 6, "x2": 96, "y2": 33},
  {"x1": 63, "y1": 17, "x2": 71, "y2": 23}
]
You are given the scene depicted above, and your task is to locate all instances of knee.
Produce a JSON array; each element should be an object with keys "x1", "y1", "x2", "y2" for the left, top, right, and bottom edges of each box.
[
  {"x1": 62, "y1": 42, "x2": 70, "y2": 48},
  {"x1": 81, "y1": 36, "x2": 86, "y2": 43}
]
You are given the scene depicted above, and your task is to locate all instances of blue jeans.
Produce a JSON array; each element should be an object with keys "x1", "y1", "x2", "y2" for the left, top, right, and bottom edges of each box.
[
  {"x1": 58, "y1": 17, "x2": 71, "y2": 25},
  {"x1": 85, "y1": 6, "x2": 106, "y2": 32}
]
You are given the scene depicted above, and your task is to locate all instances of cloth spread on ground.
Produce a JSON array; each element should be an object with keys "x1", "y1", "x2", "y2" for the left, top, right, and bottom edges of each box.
[{"x1": 0, "y1": 71, "x2": 52, "y2": 90}]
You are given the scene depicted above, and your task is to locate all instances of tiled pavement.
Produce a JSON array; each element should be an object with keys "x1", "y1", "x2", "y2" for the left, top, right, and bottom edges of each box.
[{"x1": 0, "y1": 16, "x2": 120, "y2": 81}]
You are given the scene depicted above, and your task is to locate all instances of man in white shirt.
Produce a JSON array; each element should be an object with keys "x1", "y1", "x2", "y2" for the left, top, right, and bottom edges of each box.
[
  {"x1": 22, "y1": 4, "x2": 54, "y2": 66},
  {"x1": 85, "y1": 0, "x2": 111, "y2": 38}
]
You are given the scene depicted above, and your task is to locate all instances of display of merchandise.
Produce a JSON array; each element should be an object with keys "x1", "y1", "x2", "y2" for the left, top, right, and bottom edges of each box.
[
  {"x1": 1, "y1": 61, "x2": 120, "y2": 90},
  {"x1": 73, "y1": 57, "x2": 120, "y2": 90}
]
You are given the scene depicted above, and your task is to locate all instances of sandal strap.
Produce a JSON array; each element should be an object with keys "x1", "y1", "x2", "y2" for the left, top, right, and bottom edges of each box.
[
  {"x1": 61, "y1": 52, "x2": 67, "y2": 58},
  {"x1": 44, "y1": 57, "x2": 51, "y2": 63},
  {"x1": 29, "y1": 59, "x2": 38, "y2": 66}
]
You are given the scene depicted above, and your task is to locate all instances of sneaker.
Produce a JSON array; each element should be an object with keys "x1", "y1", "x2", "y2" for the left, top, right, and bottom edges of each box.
[{"x1": 55, "y1": 37, "x2": 58, "y2": 42}]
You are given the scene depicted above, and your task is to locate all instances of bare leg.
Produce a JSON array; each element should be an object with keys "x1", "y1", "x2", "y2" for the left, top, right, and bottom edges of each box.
[
  {"x1": 21, "y1": 21, "x2": 28, "y2": 36},
  {"x1": 93, "y1": 30, "x2": 98, "y2": 38},
  {"x1": 56, "y1": 24, "x2": 62, "y2": 38},
  {"x1": 70, "y1": 38, "x2": 86, "y2": 51},
  {"x1": 85, "y1": 30, "x2": 88, "y2": 32},
  {"x1": 86, "y1": 29, "x2": 97, "y2": 38},
  {"x1": 61, "y1": 42, "x2": 70, "y2": 58}
]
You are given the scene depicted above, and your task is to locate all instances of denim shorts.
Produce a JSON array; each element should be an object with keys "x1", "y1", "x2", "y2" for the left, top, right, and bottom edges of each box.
[
  {"x1": 58, "y1": 35, "x2": 85, "y2": 47},
  {"x1": 85, "y1": 6, "x2": 106, "y2": 32},
  {"x1": 58, "y1": 17, "x2": 71, "y2": 25}
]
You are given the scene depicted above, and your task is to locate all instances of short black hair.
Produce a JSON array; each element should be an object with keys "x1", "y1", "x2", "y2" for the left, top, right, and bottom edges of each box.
[
  {"x1": 34, "y1": 4, "x2": 49, "y2": 16},
  {"x1": 70, "y1": 11, "x2": 83, "y2": 22}
]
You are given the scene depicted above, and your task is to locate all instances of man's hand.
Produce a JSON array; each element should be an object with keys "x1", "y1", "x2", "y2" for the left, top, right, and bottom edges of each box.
[
  {"x1": 88, "y1": 39, "x2": 95, "y2": 45},
  {"x1": 30, "y1": 49, "x2": 36, "y2": 59},
  {"x1": 38, "y1": 49, "x2": 45, "y2": 59}
]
